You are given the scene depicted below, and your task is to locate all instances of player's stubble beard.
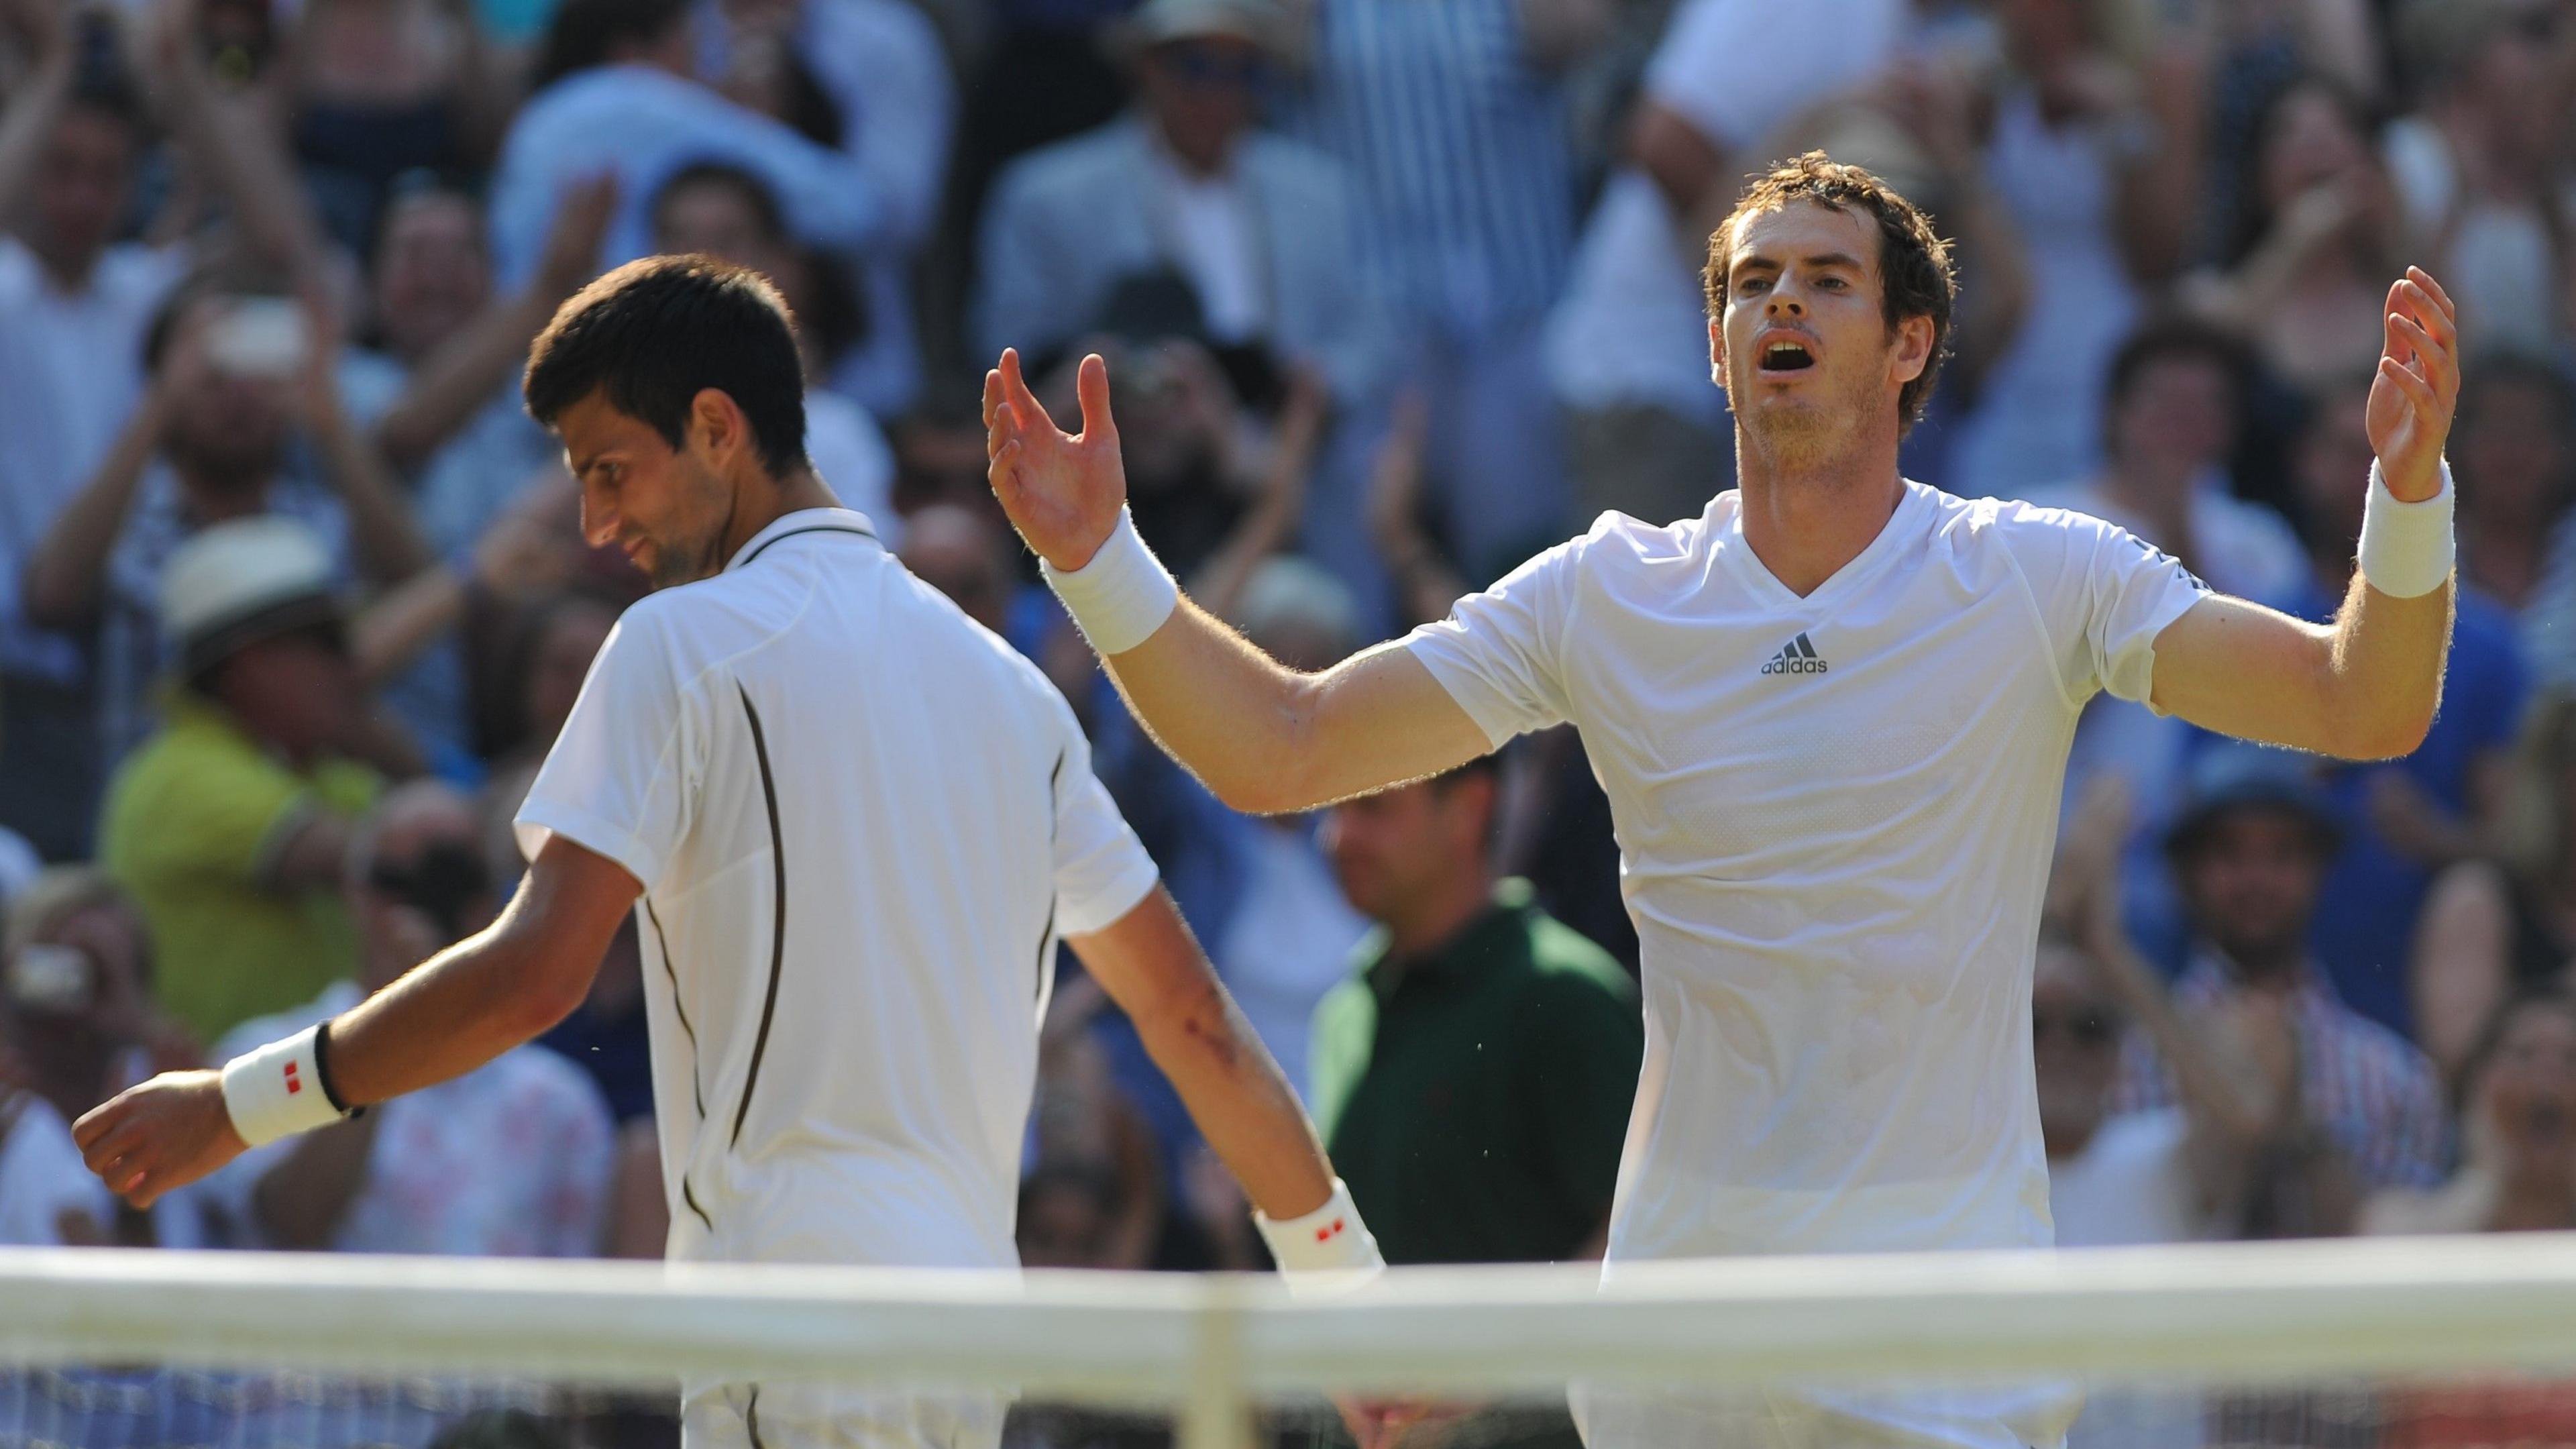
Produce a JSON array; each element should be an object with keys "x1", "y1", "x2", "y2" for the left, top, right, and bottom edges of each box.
[
  {"x1": 1725, "y1": 339, "x2": 1896, "y2": 487},
  {"x1": 641, "y1": 459, "x2": 742, "y2": 591}
]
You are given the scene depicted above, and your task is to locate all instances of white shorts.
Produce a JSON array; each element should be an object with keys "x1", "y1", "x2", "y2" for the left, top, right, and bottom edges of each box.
[{"x1": 680, "y1": 1383, "x2": 1006, "y2": 1449}]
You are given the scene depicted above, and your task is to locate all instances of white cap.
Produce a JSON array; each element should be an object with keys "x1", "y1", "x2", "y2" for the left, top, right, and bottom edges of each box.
[
  {"x1": 1120, "y1": 0, "x2": 1293, "y2": 55},
  {"x1": 160, "y1": 516, "x2": 342, "y2": 677}
]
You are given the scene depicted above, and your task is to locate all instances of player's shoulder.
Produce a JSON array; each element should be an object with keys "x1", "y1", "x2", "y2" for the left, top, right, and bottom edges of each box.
[{"x1": 1921, "y1": 484, "x2": 2146, "y2": 578}]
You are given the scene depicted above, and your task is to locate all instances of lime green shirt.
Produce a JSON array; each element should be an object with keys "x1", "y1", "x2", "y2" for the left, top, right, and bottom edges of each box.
[
  {"x1": 99, "y1": 695, "x2": 380, "y2": 1043},
  {"x1": 1309, "y1": 879, "x2": 1642, "y2": 1267}
]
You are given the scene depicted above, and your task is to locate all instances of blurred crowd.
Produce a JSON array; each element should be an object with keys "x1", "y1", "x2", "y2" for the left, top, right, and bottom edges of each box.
[{"x1": 3, "y1": 0, "x2": 2576, "y2": 1443}]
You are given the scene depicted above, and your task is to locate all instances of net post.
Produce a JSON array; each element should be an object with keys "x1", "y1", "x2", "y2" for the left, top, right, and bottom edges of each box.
[{"x1": 1178, "y1": 1273, "x2": 1253, "y2": 1449}]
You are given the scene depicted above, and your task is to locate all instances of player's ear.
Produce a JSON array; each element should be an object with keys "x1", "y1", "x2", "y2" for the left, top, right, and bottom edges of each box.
[
  {"x1": 1709, "y1": 316, "x2": 1728, "y2": 392},
  {"x1": 1890, "y1": 313, "x2": 1935, "y2": 386},
  {"x1": 688, "y1": 387, "x2": 743, "y2": 465}
]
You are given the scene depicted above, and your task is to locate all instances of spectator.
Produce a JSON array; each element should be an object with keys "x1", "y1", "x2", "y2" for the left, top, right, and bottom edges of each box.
[
  {"x1": 973, "y1": 0, "x2": 1387, "y2": 608},
  {"x1": 280, "y1": 0, "x2": 519, "y2": 256},
  {"x1": 1544, "y1": 0, "x2": 1914, "y2": 530},
  {"x1": 1310, "y1": 755, "x2": 1641, "y2": 1269},
  {"x1": 209, "y1": 779, "x2": 614, "y2": 1254},
  {"x1": 2412, "y1": 696, "x2": 2576, "y2": 1087},
  {"x1": 1947, "y1": 0, "x2": 2205, "y2": 498},
  {"x1": 2285, "y1": 376, "x2": 2526, "y2": 1048},
  {"x1": 0, "y1": 7, "x2": 183, "y2": 859},
  {"x1": 2383, "y1": 0, "x2": 2572, "y2": 363},
  {"x1": 2119, "y1": 743, "x2": 2449, "y2": 1238},
  {"x1": 2363, "y1": 988, "x2": 2576, "y2": 1446},
  {"x1": 0, "y1": 1061, "x2": 110, "y2": 1245},
  {"x1": 2180, "y1": 74, "x2": 2410, "y2": 396},
  {"x1": 1285, "y1": 0, "x2": 1606, "y2": 586},
  {"x1": 484, "y1": 0, "x2": 880, "y2": 295},
  {"x1": 23, "y1": 274, "x2": 433, "y2": 769},
  {"x1": 2034, "y1": 318, "x2": 2304, "y2": 604},
  {"x1": 0, "y1": 867, "x2": 220, "y2": 1246},
  {"x1": 650, "y1": 162, "x2": 899, "y2": 536},
  {"x1": 695, "y1": 0, "x2": 959, "y2": 418},
  {"x1": 2453, "y1": 355, "x2": 2574, "y2": 619},
  {"x1": 95, "y1": 518, "x2": 384, "y2": 1045}
]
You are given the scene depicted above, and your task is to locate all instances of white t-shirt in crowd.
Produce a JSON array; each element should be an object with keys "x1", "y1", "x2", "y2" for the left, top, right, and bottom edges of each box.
[
  {"x1": 1405, "y1": 482, "x2": 2209, "y2": 1448},
  {"x1": 0, "y1": 238, "x2": 186, "y2": 682},
  {"x1": 0, "y1": 1091, "x2": 112, "y2": 1245},
  {"x1": 1216, "y1": 820, "x2": 1371, "y2": 1102},
  {"x1": 2050, "y1": 1110, "x2": 2211, "y2": 1449},
  {"x1": 517, "y1": 508, "x2": 1158, "y2": 1275},
  {"x1": 1149, "y1": 150, "x2": 1266, "y2": 345},
  {"x1": 1544, "y1": 0, "x2": 1907, "y2": 423}
]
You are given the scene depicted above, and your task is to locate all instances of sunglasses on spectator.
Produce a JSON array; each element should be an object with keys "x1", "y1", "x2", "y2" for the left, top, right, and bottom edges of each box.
[
  {"x1": 2032, "y1": 1008, "x2": 2118, "y2": 1049},
  {"x1": 1160, "y1": 42, "x2": 1271, "y2": 90}
]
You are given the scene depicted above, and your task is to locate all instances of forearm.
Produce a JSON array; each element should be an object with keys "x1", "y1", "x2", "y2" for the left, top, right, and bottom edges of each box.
[
  {"x1": 328, "y1": 921, "x2": 584, "y2": 1106},
  {"x1": 162, "y1": 72, "x2": 321, "y2": 270},
  {"x1": 372, "y1": 291, "x2": 555, "y2": 472},
  {"x1": 351, "y1": 566, "x2": 468, "y2": 685},
  {"x1": 1128, "y1": 969, "x2": 1332, "y2": 1222},
  {"x1": 25, "y1": 407, "x2": 158, "y2": 629},
  {"x1": 312, "y1": 412, "x2": 433, "y2": 584},
  {"x1": 2320, "y1": 572, "x2": 2452, "y2": 758}
]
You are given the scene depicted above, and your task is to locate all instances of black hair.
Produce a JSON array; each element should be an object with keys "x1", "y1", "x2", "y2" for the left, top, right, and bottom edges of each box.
[
  {"x1": 531, "y1": 0, "x2": 691, "y2": 91},
  {"x1": 523, "y1": 255, "x2": 812, "y2": 478}
]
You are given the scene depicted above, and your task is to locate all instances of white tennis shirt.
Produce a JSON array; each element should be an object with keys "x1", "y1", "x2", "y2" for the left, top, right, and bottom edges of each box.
[
  {"x1": 518, "y1": 508, "x2": 1159, "y2": 1271},
  {"x1": 1407, "y1": 481, "x2": 2211, "y2": 1267}
]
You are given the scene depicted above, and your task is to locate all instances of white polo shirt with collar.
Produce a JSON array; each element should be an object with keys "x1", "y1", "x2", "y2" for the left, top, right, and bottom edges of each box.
[{"x1": 517, "y1": 507, "x2": 1159, "y2": 1277}]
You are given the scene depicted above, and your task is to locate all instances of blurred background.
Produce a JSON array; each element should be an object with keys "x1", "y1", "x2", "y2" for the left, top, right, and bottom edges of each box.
[{"x1": 5, "y1": 0, "x2": 2576, "y2": 1443}]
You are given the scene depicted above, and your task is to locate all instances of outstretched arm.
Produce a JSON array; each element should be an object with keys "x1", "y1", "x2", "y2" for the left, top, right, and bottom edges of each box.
[
  {"x1": 985, "y1": 350, "x2": 1489, "y2": 814},
  {"x1": 2148, "y1": 268, "x2": 2460, "y2": 760},
  {"x1": 72, "y1": 836, "x2": 635, "y2": 1206}
]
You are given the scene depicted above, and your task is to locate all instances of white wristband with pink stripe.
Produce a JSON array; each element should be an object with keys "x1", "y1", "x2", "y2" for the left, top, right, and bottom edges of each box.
[
  {"x1": 1254, "y1": 1177, "x2": 1386, "y2": 1297},
  {"x1": 219, "y1": 1026, "x2": 347, "y2": 1147}
]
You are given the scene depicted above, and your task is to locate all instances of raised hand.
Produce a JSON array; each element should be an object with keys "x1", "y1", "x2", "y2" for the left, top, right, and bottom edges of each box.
[
  {"x1": 2369, "y1": 266, "x2": 2461, "y2": 502},
  {"x1": 72, "y1": 1070, "x2": 245, "y2": 1209},
  {"x1": 985, "y1": 348, "x2": 1128, "y2": 572}
]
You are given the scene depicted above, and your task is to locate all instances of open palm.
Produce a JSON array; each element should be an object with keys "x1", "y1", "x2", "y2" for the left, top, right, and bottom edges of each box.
[
  {"x1": 985, "y1": 350, "x2": 1130, "y2": 572},
  {"x1": 2365, "y1": 266, "x2": 2461, "y2": 503}
]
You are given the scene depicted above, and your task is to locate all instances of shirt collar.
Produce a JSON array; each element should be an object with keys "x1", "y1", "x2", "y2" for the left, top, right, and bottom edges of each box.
[
  {"x1": 1364, "y1": 877, "x2": 1536, "y2": 996},
  {"x1": 723, "y1": 507, "x2": 881, "y2": 573}
]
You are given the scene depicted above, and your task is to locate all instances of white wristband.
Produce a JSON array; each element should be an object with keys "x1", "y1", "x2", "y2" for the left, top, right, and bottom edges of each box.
[
  {"x1": 1040, "y1": 508, "x2": 1179, "y2": 657},
  {"x1": 1254, "y1": 1178, "x2": 1387, "y2": 1297},
  {"x1": 2357, "y1": 459, "x2": 2455, "y2": 600},
  {"x1": 219, "y1": 1026, "x2": 348, "y2": 1148}
]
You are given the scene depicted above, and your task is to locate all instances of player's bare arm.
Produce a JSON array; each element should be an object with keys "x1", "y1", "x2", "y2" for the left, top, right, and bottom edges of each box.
[
  {"x1": 1065, "y1": 885, "x2": 1334, "y2": 1220},
  {"x1": 72, "y1": 835, "x2": 636, "y2": 1207},
  {"x1": 2148, "y1": 268, "x2": 2460, "y2": 760},
  {"x1": 985, "y1": 349, "x2": 1489, "y2": 814}
]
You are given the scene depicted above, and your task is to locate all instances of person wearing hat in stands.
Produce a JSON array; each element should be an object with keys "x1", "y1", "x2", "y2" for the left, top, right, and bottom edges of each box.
[
  {"x1": 2115, "y1": 742, "x2": 2448, "y2": 1238},
  {"x1": 96, "y1": 518, "x2": 384, "y2": 1046}
]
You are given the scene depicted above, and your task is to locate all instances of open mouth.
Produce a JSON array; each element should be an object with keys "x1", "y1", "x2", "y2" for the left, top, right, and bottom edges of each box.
[{"x1": 1760, "y1": 341, "x2": 1816, "y2": 373}]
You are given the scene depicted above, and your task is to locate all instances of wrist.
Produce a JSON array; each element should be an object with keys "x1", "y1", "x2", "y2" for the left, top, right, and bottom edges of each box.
[
  {"x1": 1040, "y1": 508, "x2": 1179, "y2": 656},
  {"x1": 2358, "y1": 458, "x2": 2455, "y2": 598},
  {"x1": 1254, "y1": 1177, "x2": 1386, "y2": 1298},
  {"x1": 219, "y1": 1021, "x2": 362, "y2": 1148}
]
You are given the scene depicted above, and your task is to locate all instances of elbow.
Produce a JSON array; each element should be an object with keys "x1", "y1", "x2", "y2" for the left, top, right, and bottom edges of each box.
[{"x1": 2326, "y1": 707, "x2": 2434, "y2": 763}]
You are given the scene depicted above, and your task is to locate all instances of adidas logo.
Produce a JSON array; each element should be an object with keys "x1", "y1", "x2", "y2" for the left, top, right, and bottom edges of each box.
[{"x1": 1760, "y1": 633, "x2": 1829, "y2": 676}]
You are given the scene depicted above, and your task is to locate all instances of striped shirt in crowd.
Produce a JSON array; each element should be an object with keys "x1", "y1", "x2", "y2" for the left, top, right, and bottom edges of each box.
[
  {"x1": 2115, "y1": 951, "x2": 2449, "y2": 1195},
  {"x1": 1286, "y1": 0, "x2": 1576, "y2": 335}
]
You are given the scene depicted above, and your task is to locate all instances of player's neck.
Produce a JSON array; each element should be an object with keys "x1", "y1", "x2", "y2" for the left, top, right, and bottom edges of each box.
[
  {"x1": 712, "y1": 466, "x2": 843, "y2": 570},
  {"x1": 1731, "y1": 433, "x2": 1904, "y2": 598}
]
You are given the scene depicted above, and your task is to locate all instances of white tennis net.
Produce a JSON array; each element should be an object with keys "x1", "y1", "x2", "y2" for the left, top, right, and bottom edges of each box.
[{"x1": 11, "y1": 1234, "x2": 2576, "y2": 1448}]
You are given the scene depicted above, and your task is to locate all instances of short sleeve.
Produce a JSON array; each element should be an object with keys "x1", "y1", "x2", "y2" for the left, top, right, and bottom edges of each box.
[
  {"x1": 1046, "y1": 696, "x2": 1161, "y2": 937},
  {"x1": 2000, "y1": 503, "x2": 2212, "y2": 708},
  {"x1": 1401, "y1": 535, "x2": 1587, "y2": 748},
  {"x1": 515, "y1": 606, "x2": 703, "y2": 890}
]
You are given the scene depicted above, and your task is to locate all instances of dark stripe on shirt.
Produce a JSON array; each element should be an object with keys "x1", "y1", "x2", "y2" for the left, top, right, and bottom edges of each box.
[
  {"x1": 643, "y1": 897, "x2": 706, "y2": 1121},
  {"x1": 731, "y1": 684, "x2": 790, "y2": 1149},
  {"x1": 737, "y1": 523, "x2": 877, "y2": 570}
]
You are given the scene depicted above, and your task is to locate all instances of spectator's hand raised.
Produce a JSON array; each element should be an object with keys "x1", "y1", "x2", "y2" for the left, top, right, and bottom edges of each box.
[
  {"x1": 2369, "y1": 267, "x2": 2462, "y2": 504},
  {"x1": 537, "y1": 172, "x2": 619, "y2": 301},
  {"x1": 985, "y1": 349, "x2": 1129, "y2": 573},
  {"x1": 71, "y1": 1069, "x2": 244, "y2": 1209}
]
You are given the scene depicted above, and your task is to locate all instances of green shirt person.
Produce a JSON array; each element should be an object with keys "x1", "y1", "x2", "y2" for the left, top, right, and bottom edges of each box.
[
  {"x1": 1311, "y1": 757, "x2": 1642, "y2": 1267},
  {"x1": 99, "y1": 521, "x2": 385, "y2": 1044}
]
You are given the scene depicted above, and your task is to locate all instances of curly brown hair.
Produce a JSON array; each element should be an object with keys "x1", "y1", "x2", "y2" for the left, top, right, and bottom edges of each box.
[{"x1": 1701, "y1": 152, "x2": 1957, "y2": 437}]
